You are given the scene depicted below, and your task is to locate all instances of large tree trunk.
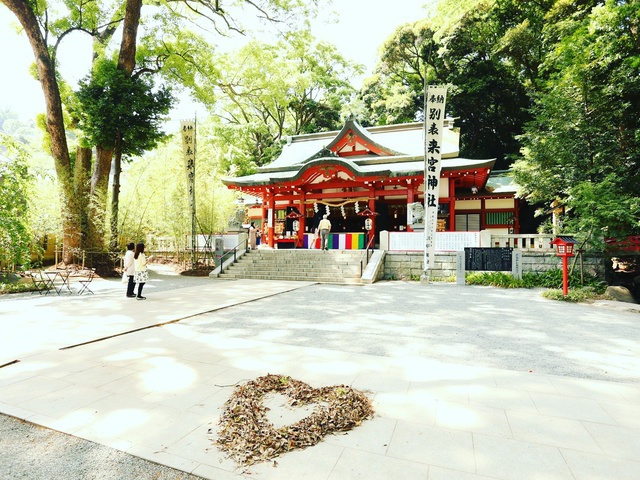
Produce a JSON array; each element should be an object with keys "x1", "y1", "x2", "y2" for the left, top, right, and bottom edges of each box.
[
  {"x1": 87, "y1": 146, "x2": 114, "y2": 250},
  {"x1": 2, "y1": 0, "x2": 80, "y2": 264},
  {"x1": 118, "y1": 0, "x2": 142, "y2": 75},
  {"x1": 74, "y1": 146, "x2": 93, "y2": 249},
  {"x1": 110, "y1": 133, "x2": 123, "y2": 249},
  {"x1": 103, "y1": 0, "x2": 142, "y2": 250}
]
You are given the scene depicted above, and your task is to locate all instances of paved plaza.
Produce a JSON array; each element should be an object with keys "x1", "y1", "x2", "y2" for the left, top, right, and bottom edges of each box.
[{"x1": 1, "y1": 267, "x2": 639, "y2": 479}]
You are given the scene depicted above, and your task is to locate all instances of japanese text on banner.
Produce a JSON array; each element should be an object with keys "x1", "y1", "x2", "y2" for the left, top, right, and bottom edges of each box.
[
  {"x1": 423, "y1": 86, "x2": 447, "y2": 275},
  {"x1": 180, "y1": 120, "x2": 196, "y2": 210}
]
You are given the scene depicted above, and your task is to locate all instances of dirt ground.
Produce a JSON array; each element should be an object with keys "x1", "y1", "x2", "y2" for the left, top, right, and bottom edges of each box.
[{"x1": 151, "y1": 258, "x2": 213, "y2": 277}]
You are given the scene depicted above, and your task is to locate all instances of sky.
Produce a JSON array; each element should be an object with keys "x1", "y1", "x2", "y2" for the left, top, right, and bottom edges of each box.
[{"x1": 0, "y1": 0, "x2": 430, "y2": 124}]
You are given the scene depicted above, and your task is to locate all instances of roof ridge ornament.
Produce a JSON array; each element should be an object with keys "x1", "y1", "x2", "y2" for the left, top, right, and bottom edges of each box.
[{"x1": 306, "y1": 146, "x2": 339, "y2": 162}]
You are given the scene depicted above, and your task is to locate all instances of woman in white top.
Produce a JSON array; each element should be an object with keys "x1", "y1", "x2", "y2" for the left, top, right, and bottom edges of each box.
[
  {"x1": 133, "y1": 242, "x2": 150, "y2": 300},
  {"x1": 123, "y1": 242, "x2": 136, "y2": 298},
  {"x1": 249, "y1": 222, "x2": 257, "y2": 250}
]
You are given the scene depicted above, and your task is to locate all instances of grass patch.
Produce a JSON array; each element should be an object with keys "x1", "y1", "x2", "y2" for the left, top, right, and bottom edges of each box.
[
  {"x1": 466, "y1": 269, "x2": 609, "y2": 302},
  {"x1": 0, "y1": 271, "x2": 42, "y2": 295},
  {"x1": 542, "y1": 287, "x2": 613, "y2": 303},
  {"x1": 0, "y1": 281, "x2": 39, "y2": 295},
  {"x1": 466, "y1": 271, "x2": 526, "y2": 288}
]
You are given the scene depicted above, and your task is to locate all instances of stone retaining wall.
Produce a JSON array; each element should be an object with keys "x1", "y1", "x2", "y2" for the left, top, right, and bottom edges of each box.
[{"x1": 383, "y1": 251, "x2": 605, "y2": 281}]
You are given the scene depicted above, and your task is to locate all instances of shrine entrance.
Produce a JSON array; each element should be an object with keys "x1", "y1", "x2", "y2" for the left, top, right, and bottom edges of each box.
[{"x1": 223, "y1": 117, "x2": 519, "y2": 250}]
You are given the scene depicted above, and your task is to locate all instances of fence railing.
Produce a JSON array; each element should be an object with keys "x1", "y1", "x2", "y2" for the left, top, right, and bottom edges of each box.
[
  {"x1": 489, "y1": 234, "x2": 556, "y2": 252},
  {"x1": 218, "y1": 237, "x2": 249, "y2": 275},
  {"x1": 605, "y1": 236, "x2": 640, "y2": 252}
]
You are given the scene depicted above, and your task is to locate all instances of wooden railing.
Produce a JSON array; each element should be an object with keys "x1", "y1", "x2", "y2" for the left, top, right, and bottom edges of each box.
[
  {"x1": 605, "y1": 236, "x2": 640, "y2": 253},
  {"x1": 489, "y1": 234, "x2": 557, "y2": 252}
]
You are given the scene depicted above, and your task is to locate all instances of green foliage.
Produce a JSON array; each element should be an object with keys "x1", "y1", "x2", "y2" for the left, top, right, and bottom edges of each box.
[
  {"x1": 466, "y1": 268, "x2": 607, "y2": 295},
  {"x1": 0, "y1": 280, "x2": 38, "y2": 295},
  {"x1": 363, "y1": 5, "x2": 531, "y2": 168},
  {"x1": 466, "y1": 271, "x2": 525, "y2": 288},
  {"x1": 3, "y1": 0, "x2": 324, "y2": 256},
  {"x1": 0, "y1": 118, "x2": 59, "y2": 259},
  {"x1": 524, "y1": 269, "x2": 606, "y2": 293},
  {"x1": 513, "y1": 0, "x2": 640, "y2": 243},
  {"x1": 118, "y1": 122, "x2": 237, "y2": 244},
  {"x1": 362, "y1": 21, "x2": 437, "y2": 125},
  {"x1": 541, "y1": 287, "x2": 611, "y2": 303},
  {"x1": 204, "y1": 31, "x2": 360, "y2": 174},
  {"x1": 74, "y1": 60, "x2": 174, "y2": 157},
  {"x1": 437, "y1": 3, "x2": 531, "y2": 165},
  {"x1": 0, "y1": 109, "x2": 37, "y2": 144},
  {"x1": 367, "y1": 0, "x2": 639, "y2": 243},
  {"x1": 0, "y1": 134, "x2": 34, "y2": 268}
]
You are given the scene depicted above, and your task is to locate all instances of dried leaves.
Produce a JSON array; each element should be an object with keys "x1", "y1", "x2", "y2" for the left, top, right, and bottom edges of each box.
[{"x1": 215, "y1": 374, "x2": 374, "y2": 466}]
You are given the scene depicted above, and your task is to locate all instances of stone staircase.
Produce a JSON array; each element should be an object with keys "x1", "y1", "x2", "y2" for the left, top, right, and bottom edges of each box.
[{"x1": 218, "y1": 249, "x2": 367, "y2": 284}]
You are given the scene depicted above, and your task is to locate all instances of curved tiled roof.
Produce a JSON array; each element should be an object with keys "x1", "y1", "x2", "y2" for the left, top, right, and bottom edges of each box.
[
  {"x1": 223, "y1": 118, "x2": 491, "y2": 187},
  {"x1": 222, "y1": 156, "x2": 495, "y2": 187}
]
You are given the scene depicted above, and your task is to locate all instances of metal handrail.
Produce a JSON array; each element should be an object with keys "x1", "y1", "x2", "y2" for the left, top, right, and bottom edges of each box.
[
  {"x1": 218, "y1": 237, "x2": 249, "y2": 275},
  {"x1": 360, "y1": 235, "x2": 376, "y2": 276}
]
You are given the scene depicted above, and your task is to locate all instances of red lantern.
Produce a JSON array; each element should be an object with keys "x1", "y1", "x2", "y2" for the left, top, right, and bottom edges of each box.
[{"x1": 549, "y1": 236, "x2": 578, "y2": 295}]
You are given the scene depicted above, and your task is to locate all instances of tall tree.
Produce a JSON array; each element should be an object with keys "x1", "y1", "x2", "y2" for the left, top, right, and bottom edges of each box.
[
  {"x1": 74, "y1": 59, "x2": 174, "y2": 247},
  {"x1": 0, "y1": 133, "x2": 33, "y2": 267},
  {"x1": 361, "y1": 20, "x2": 442, "y2": 126},
  {"x1": 513, "y1": 0, "x2": 640, "y2": 243},
  {"x1": 361, "y1": 4, "x2": 530, "y2": 166},
  {"x1": 1, "y1": 0, "x2": 318, "y2": 259},
  {"x1": 210, "y1": 31, "x2": 360, "y2": 174},
  {"x1": 2, "y1": 0, "x2": 81, "y2": 261}
]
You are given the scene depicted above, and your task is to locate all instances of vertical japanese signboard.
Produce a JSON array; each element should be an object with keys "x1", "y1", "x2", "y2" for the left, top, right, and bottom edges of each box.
[
  {"x1": 180, "y1": 120, "x2": 196, "y2": 213},
  {"x1": 423, "y1": 86, "x2": 448, "y2": 278},
  {"x1": 180, "y1": 120, "x2": 196, "y2": 267}
]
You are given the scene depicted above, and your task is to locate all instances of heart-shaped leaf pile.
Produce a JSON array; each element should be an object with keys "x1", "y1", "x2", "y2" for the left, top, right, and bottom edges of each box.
[{"x1": 215, "y1": 374, "x2": 374, "y2": 466}]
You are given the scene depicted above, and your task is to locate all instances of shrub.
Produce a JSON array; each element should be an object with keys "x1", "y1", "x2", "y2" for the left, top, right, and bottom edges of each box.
[
  {"x1": 0, "y1": 281, "x2": 36, "y2": 295},
  {"x1": 466, "y1": 271, "x2": 525, "y2": 288},
  {"x1": 542, "y1": 287, "x2": 612, "y2": 303},
  {"x1": 522, "y1": 269, "x2": 607, "y2": 293},
  {"x1": 466, "y1": 269, "x2": 609, "y2": 302}
]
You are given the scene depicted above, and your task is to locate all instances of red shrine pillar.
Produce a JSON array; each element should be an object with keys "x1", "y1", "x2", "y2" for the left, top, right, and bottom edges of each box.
[
  {"x1": 449, "y1": 178, "x2": 456, "y2": 231},
  {"x1": 267, "y1": 192, "x2": 275, "y2": 248},
  {"x1": 261, "y1": 196, "x2": 267, "y2": 242},
  {"x1": 406, "y1": 181, "x2": 415, "y2": 232},
  {"x1": 297, "y1": 197, "x2": 305, "y2": 248},
  {"x1": 368, "y1": 190, "x2": 376, "y2": 247}
]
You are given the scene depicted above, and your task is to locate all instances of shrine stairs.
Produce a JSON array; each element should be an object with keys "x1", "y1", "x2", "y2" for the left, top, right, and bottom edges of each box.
[{"x1": 217, "y1": 249, "x2": 367, "y2": 285}]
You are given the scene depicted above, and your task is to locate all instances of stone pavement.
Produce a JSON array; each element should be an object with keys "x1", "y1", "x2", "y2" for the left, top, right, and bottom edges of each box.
[{"x1": 1, "y1": 276, "x2": 639, "y2": 479}]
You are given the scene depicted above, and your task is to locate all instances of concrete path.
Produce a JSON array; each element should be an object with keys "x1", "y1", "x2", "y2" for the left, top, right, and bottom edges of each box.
[
  {"x1": 1, "y1": 275, "x2": 639, "y2": 479},
  {"x1": 0, "y1": 275, "x2": 310, "y2": 366}
]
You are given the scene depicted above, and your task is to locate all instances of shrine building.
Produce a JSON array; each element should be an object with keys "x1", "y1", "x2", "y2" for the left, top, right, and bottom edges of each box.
[{"x1": 222, "y1": 116, "x2": 519, "y2": 250}]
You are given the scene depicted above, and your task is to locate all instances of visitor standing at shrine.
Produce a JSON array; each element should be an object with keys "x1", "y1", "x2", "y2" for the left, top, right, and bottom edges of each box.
[
  {"x1": 134, "y1": 242, "x2": 151, "y2": 300},
  {"x1": 318, "y1": 214, "x2": 331, "y2": 251},
  {"x1": 123, "y1": 242, "x2": 136, "y2": 298},
  {"x1": 249, "y1": 222, "x2": 257, "y2": 250}
]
